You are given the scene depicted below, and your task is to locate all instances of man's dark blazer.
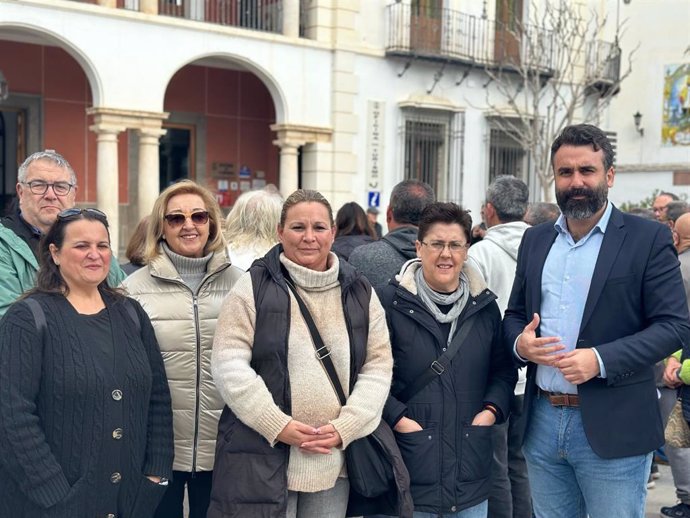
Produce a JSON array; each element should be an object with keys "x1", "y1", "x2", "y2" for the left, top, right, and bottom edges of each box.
[{"x1": 503, "y1": 205, "x2": 690, "y2": 459}]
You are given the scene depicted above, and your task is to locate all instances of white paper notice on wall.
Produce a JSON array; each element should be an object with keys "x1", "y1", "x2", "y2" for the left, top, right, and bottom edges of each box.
[
  {"x1": 366, "y1": 100, "x2": 385, "y2": 191},
  {"x1": 240, "y1": 181, "x2": 251, "y2": 191},
  {"x1": 253, "y1": 179, "x2": 266, "y2": 189}
]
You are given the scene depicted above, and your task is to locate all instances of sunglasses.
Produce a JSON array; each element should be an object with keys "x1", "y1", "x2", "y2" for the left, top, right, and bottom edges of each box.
[
  {"x1": 57, "y1": 208, "x2": 108, "y2": 222},
  {"x1": 164, "y1": 211, "x2": 210, "y2": 228}
]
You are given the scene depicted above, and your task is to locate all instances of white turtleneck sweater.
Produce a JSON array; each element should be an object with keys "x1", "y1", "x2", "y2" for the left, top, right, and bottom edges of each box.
[{"x1": 212, "y1": 252, "x2": 393, "y2": 492}]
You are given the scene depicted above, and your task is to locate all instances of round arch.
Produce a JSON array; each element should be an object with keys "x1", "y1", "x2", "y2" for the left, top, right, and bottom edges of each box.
[
  {"x1": 162, "y1": 52, "x2": 288, "y2": 124},
  {"x1": 0, "y1": 23, "x2": 102, "y2": 106}
]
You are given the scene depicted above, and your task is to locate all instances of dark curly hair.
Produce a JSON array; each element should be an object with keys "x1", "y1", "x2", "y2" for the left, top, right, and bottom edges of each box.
[{"x1": 417, "y1": 202, "x2": 472, "y2": 244}]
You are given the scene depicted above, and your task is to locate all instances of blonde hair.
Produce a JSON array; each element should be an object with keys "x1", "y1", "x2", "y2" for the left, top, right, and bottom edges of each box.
[
  {"x1": 225, "y1": 188, "x2": 283, "y2": 251},
  {"x1": 145, "y1": 180, "x2": 226, "y2": 262}
]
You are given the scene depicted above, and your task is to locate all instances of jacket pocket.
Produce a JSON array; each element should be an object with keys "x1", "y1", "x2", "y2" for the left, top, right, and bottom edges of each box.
[
  {"x1": 395, "y1": 424, "x2": 439, "y2": 486},
  {"x1": 128, "y1": 476, "x2": 167, "y2": 518},
  {"x1": 459, "y1": 424, "x2": 493, "y2": 482},
  {"x1": 211, "y1": 420, "x2": 287, "y2": 507}
]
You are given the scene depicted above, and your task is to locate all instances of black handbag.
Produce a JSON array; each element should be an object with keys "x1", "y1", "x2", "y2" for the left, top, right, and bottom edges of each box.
[{"x1": 283, "y1": 275, "x2": 395, "y2": 498}]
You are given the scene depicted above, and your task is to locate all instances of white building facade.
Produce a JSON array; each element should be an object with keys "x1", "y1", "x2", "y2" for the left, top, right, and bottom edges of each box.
[{"x1": 1, "y1": 0, "x2": 688, "y2": 252}]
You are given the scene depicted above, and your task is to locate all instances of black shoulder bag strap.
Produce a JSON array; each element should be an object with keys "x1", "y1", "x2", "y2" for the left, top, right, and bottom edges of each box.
[
  {"x1": 395, "y1": 311, "x2": 478, "y2": 404},
  {"x1": 123, "y1": 299, "x2": 141, "y2": 334},
  {"x1": 282, "y1": 271, "x2": 348, "y2": 407},
  {"x1": 23, "y1": 298, "x2": 47, "y2": 341}
]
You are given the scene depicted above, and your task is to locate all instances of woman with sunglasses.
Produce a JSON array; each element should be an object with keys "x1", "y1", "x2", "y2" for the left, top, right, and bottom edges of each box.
[
  {"x1": 0, "y1": 208, "x2": 174, "y2": 518},
  {"x1": 122, "y1": 180, "x2": 242, "y2": 518},
  {"x1": 372, "y1": 202, "x2": 517, "y2": 518}
]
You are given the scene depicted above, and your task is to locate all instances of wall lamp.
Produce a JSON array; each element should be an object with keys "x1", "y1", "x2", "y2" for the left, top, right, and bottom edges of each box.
[
  {"x1": 633, "y1": 111, "x2": 644, "y2": 136},
  {"x1": 0, "y1": 69, "x2": 8, "y2": 102}
]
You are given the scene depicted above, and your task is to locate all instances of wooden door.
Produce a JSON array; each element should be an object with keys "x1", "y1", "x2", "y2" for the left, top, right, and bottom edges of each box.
[
  {"x1": 494, "y1": 0, "x2": 523, "y2": 65},
  {"x1": 410, "y1": 0, "x2": 443, "y2": 55}
]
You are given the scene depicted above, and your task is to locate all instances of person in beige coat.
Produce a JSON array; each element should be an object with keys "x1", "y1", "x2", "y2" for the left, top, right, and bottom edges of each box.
[{"x1": 123, "y1": 180, "x2": 242, "y2": 518}]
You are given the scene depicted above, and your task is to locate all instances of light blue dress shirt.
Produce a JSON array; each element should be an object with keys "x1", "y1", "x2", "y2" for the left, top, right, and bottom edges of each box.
[{"x1": 535, "y1": 201, "x2": 613, "y2": 394}]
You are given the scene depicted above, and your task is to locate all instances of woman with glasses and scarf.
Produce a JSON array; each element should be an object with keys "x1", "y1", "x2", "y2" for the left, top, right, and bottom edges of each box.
[
  {"x1": 374, "y1": 202, "x2": 517, "y2": 518},
  {"x1": 0, "y1": 208, "x2": 173, "y2": 518},
  {"x1": 122, "y1": 180, "x2": 242, "y2": 518}
]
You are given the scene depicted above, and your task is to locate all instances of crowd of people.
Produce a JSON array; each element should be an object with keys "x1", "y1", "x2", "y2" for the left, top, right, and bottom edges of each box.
[{"x1": 0, "y1": 123, "x2": 689, "y2": 518}]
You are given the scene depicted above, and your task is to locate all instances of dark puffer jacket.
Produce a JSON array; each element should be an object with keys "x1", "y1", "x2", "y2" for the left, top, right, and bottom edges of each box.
[
  {"x1": 208, "y1": 246, "x2": 399, "y2": 518},
  {"x1": 377, "y1": 261, "x2": 517, "y2": 514}
]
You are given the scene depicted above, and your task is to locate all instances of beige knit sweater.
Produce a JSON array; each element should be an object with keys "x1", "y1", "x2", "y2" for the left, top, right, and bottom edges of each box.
[{"x1": 212, "y1": 253, "x2": 393, "y2": 492}]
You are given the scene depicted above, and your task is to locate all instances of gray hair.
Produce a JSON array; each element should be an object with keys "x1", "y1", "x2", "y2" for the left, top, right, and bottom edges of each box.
[
  {"x1": 486, "y1": 175, "x2": 529, "y2": 223},
  {"x1": 225, "y1": 188, "x2": 283, "y2": 250},
  {"x1": 17, "y1": 150, "x2": 77, "y2": 185},
  {"x1": 524, "y1": 202, "x2": 561, "y2": 226},
  {"x1": 390, "y1": 179, "x2": 435, "y2": 226},
  {"x1": 666, "y1": 201, "x2": 690, "y2": 224}
]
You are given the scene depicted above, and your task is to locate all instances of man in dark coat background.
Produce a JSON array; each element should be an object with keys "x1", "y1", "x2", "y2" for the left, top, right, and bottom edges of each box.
[{"x1": 503, "y1": 124, "x2": 690, "y2": 518}]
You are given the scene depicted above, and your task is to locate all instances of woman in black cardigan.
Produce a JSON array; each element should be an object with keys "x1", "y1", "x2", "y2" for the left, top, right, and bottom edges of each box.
[{"x1": 0, "y1": 208, "x2": 174, "y2": 518}]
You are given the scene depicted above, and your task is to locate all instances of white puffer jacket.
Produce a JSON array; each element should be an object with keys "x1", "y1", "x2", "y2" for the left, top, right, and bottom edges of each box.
[{"x1": 123, "y1": 247, "x2": 242, "y2": 472}]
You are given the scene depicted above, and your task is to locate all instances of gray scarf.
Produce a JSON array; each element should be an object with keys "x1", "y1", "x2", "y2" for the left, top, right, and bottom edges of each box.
[{"x1": 414, "y1": 266, "x2": 470, "y2": 346}]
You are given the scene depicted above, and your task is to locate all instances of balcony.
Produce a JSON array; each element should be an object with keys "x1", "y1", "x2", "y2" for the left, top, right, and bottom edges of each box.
[
  {"x1": 585, "y1": 40, "x2": 622, "y2": 95},
  {"x1": 157, "y1": 0, "x2": 282, "y2": 32},
  {"x1": 385, "y1": 3, "x2": 556, "y2": 75},
  {"x1": 70, "y1": 0, "x2": 303, "y2": 35}
]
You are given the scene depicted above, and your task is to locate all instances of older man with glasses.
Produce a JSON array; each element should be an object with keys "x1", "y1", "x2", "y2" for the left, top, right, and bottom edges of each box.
[
  {"x1": 0, "y1": 150, "x2": 125, "y2": 316},
  {"x1": 653, "y1": 191, "x2": 680, "y2": 222}
]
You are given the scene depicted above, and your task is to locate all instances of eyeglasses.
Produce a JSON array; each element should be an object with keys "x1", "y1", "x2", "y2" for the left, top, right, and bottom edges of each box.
[
  {"x1": 420, "y1": 240, "x2": 470, "y2": 253},
  {"x1": 21, "y1": 180, "x2": 75, "y2": 196},
  {"x1": 164, "y1": 211, "x2": 209, "y2": 228},
  {"x1": 57, "y1": 208, "x2": 108, "y2": 222}
]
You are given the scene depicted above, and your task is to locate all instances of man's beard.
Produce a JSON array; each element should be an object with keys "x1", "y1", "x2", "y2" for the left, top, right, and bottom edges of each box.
[{"x1": 556, "y1": 183, "x2": 608, "y2": 220}]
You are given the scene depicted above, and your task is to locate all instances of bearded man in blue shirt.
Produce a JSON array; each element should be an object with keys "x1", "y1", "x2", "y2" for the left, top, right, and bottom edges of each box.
[{"x1": 503, "y1": 124, "x2": 690, "y2": 518}]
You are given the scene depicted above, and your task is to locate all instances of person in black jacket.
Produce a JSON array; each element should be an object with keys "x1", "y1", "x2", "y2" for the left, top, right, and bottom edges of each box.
[
  {"x1": 376, "y1": 202, "x2": 517, "y2": 518},
  {"x1": 332, "y1": 201, "x2": 376, "y2": 262},
  {"x1": 0, "y1": 208, "x2": 173, "y2": 518}
]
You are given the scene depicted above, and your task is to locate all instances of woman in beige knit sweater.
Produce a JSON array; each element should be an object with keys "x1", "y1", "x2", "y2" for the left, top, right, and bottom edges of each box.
[{"x1": 208, "y1": 190, "x2": 393, "y2": 518}]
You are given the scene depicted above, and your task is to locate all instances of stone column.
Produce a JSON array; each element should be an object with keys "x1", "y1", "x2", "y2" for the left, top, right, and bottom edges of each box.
[
  {"x1": 271, "y1": 124, "x2": 333, "y2": 198},
  {"x1": 283, "y1": 0, "x2": 300, "y2": 38},
  {"x1": 92, "y1": 127, "x2": 121, "y2": 253},
  {"x1": 139, "y1": 0, "x2": 158, "y2": 15},
  {"x1": 276, "y1": 142, "x2": 300, "y2": 198},
  {"x1": 137, "y1": 127, "x2": 167, "y2": 221}
]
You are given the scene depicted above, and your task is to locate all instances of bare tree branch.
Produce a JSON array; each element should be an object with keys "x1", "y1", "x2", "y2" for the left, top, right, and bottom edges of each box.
[{"x1": 479, "y1": 0, "x2": 638, "y2": 201}]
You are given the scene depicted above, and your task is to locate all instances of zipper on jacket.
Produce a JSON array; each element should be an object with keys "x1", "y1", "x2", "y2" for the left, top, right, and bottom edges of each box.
[
  {"x1": 149, "y1": 261, "x2": 229, "y2": 475},
  {"x1": 191, "y1": 294, "x2": 202, "y2": 475}
]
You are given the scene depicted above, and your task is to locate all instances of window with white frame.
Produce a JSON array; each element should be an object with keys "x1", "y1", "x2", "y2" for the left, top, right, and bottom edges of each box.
[
  {"x1": 400, "y1": 108, "x2": 463, "y2": 203},
  {"x1": 488, "y1": 123, "x2": 529, "y2": 184}
]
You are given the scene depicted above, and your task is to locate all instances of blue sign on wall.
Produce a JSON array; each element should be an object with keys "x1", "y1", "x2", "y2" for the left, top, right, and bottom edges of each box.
[{"x1": 368, "y1": 191, "x2": 381, "y2": 208}]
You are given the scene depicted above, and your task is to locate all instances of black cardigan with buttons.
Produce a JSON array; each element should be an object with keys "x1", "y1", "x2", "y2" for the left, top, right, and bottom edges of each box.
[{"x1": 0, "y1": 291, "x2": 173, "y2": 518}]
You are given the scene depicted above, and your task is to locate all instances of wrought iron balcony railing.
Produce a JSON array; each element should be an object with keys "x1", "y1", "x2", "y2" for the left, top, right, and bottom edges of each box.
[
  {"x1": 159, "y1": 0, "x2": 283, "y2": 32},
  {"x1": 585, "y1": 40, "x2": 622, "y2": 90},
  {"x1": 385, "y1": 3, "x2": 556, "y2": 74},
  {"x1": 69, "y1": 0, "x2": 298, "y2": 35}
]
